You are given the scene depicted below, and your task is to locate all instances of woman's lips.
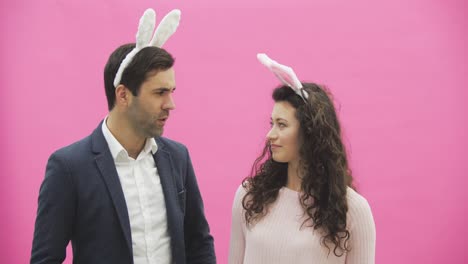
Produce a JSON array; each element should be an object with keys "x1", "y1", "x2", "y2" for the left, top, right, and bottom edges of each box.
[{"x1": 270, "y1": 144, "x2": 281, "y2": 150}]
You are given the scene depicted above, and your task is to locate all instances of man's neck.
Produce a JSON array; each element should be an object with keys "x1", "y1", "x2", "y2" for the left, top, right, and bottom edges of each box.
[{"x1": 106, "y1": 112, "x2": 146, "y2": 159}]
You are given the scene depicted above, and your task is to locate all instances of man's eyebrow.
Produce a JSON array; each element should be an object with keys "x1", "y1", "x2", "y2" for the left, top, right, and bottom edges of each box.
[{"x1": 152, "y1": 87, "x2": 176, "y2": 92}]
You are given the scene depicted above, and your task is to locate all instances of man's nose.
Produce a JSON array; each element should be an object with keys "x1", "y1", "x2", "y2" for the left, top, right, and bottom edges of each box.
[{"x1": 163, "y1": 94, "x2": 176, "y2": 110}]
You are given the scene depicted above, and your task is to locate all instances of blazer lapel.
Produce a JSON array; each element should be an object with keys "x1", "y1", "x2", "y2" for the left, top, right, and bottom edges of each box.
[
  {"x1": 153, "y1": 139, "x2": 183, "y2": 249},
  {"x1": 91, "y1": 122, "x2": 132, "y2": 253},
  {"x1": 153, "y1": 141, "x2": 178, "y2": 219}
]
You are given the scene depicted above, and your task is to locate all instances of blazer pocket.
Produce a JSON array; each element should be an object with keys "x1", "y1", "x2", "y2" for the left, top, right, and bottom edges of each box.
[{"x1": 177, "y1": 189, "x2": 186, "y2": 214}]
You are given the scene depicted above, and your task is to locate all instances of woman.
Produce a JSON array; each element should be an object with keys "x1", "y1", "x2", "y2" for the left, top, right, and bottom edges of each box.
[{"x1": 228, "y1": 54, "x2": 376, "y2": 264}]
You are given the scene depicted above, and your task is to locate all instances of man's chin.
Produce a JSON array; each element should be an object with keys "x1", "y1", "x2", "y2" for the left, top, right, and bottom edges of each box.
[{"x1": 149, "y1": 128, "x2": 164, "y2": 138}]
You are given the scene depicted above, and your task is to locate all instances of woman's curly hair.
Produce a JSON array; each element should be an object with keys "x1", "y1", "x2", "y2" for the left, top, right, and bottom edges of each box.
[{"x1": 242, "y1": 83, "x2": 354, "y2": 256}]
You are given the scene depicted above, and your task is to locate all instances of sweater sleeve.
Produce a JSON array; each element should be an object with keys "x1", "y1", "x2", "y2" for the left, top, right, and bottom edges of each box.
[
  {"x1": 228, "y1": 185, "x2": 247, "y2": 264},
  {"x1": 345, "y1": 189, "x2": 376, "y2": 264}
]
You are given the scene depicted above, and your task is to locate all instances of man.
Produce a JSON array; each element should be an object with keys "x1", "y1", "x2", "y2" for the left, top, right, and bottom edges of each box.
[{"x1": 31, "y1": 10, "x2": 216, "y2": 264}]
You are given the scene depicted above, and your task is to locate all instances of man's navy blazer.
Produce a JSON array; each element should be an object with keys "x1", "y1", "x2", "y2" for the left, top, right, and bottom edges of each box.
[{"x1": 31, "y1": 122, "x2": 216, "y2": 264}]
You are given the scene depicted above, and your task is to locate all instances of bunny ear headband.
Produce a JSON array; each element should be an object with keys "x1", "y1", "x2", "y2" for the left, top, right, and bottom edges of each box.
[
  {"x1": 257, "y1": 53, "x2": 309, "y2": 101},
  {"x1": 113, "y1": 8, "x2": 181, "y2": 88}
]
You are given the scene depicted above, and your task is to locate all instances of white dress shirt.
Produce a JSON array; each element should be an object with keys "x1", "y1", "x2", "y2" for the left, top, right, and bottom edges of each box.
[{"x1": 102, "y1": 119, "x2": 172, "y2": 264}]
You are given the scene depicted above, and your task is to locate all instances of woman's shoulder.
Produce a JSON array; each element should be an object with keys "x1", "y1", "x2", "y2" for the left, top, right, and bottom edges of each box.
[
  {"x1": 234, "y1": 183, "x2": 249, "y2": 200},
  {"x1": 232, "y1": 183, "x2": 249, "y2": 203},
  {"x1": 346, "y1": 187, "x2": 369, "y2": 205},
  {"x1": 346, "y1": 187, "x2": 375, "y2": 223}
]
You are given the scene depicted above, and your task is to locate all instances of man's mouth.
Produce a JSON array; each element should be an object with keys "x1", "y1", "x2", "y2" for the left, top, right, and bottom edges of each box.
[{"x1": 156, "y1": 116, "x2": 168, "y2": 126}]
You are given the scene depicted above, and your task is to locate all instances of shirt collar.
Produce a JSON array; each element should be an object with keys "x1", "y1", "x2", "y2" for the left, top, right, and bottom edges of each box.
[{"x1": 142, "y1": 135, "x2": 158, "y2": 155}]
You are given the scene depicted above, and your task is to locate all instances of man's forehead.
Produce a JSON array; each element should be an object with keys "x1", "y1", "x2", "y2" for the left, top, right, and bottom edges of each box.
[
  {"x1": 144, "y1": 68, "x2": 176, "y2": 87},
  {"x1": 145, "y1": 67, "x2": 175, "y2": 78}
]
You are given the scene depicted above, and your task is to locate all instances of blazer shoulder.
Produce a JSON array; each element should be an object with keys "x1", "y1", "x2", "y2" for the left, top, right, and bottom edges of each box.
[
  {"x1": 51, "y1": 134, "x2": 93, "y2": 161},
  {"x1": 157, "y1": 137, "x2": 188, "y2": 154}
]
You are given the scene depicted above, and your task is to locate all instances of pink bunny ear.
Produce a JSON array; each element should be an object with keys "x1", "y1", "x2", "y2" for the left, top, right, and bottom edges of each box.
[{"x1": 257, "y1": 53, "x2": 308, "y2": 100}]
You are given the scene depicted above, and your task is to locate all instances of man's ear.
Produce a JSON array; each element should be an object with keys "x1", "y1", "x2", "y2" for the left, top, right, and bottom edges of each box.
[{"x1": 115, "y1": 84, "x2": 131, "y2": 107}]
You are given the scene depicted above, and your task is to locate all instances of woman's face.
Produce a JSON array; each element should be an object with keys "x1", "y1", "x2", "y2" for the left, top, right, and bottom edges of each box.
[{"x1": 267, "y1": 101, "x2": 301, "y2": 164}]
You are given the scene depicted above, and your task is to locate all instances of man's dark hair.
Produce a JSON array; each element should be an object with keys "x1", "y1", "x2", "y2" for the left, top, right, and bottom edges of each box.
[{"x1": 103, "y1": 43, "x2": 175, "y2": 110}]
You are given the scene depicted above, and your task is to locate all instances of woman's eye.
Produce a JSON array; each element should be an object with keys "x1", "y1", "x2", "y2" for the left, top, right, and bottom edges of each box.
[{"x1": 278, "y1": 123, "x2": 286, "y2": 128}]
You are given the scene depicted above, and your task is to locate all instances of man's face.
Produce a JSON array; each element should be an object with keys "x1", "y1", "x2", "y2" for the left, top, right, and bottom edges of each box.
[{"x1": 126, "y1": 67, "x2": 176, "y2": 138}]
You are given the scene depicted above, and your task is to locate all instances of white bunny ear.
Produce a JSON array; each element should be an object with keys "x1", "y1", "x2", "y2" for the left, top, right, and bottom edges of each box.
[
  {"x1": 150, "y1": 9, "x2": 181, "y2": 47},
  {"x1": 136, "y1": 9, "x2": 156, "y2": 49},
  {"x1": 114, "y1": 8, "x2": 182, "y2": 88},
  {"x1": 257, "y1": 53, "x2": 307, "y2": 100},
  {"x1": 114, "y1": 9, "x2": 156, "y2": 87}
]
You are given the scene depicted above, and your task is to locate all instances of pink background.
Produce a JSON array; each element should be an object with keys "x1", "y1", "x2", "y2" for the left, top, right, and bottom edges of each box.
[{"x1": 1, "y1": 0, "x2": 467, "y2": 263}]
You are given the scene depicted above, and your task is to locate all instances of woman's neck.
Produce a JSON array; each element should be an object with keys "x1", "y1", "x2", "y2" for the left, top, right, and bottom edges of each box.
[{"x1": 286, "y1": 159, "x2": 302, "y2": 192}]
